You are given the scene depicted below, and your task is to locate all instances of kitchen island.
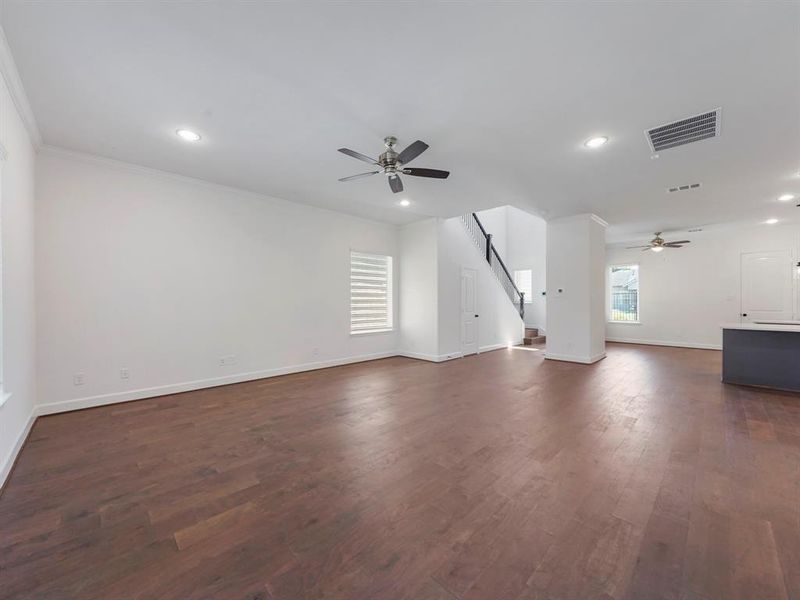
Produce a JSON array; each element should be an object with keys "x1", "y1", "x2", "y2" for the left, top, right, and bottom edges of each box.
[{"x1": 721, "y1": 322, "x2": 800, "y2": 392}]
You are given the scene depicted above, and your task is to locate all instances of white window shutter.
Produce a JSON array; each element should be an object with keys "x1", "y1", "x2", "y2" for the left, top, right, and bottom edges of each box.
[{"x1": 351, "y1": 252, "x2": 393, "y2": 333}]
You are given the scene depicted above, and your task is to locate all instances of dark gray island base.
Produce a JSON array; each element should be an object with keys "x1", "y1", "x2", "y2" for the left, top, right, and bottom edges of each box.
[{"x1": 722, "y1": 325, "x2": 800, "y2": 392}]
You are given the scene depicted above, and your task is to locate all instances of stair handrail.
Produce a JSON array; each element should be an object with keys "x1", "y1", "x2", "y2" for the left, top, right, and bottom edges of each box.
[{"x1": 464, "y1": 212, "x2": 525, "y2": 319}]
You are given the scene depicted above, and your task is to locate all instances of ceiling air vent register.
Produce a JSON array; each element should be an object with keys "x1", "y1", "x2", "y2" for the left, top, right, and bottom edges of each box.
[
  {"x1": 646, "y1": 108, "x2": 721, "y2": 153},
  {"x1": 668, "y1": 183, "x2": 702, "y2": 193}
]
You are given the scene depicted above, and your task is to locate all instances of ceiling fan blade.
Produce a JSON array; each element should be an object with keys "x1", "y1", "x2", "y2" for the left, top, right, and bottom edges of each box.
[
  {"x1": 338, "y1": 148, "x2": 378, "y2": 165},
  {"x1": 626, "y1": 245, "x2": 652, "y2": 249},
  {"x1": 642, "y1": 247, "x2": 654, "y2": 252},
  {"x1": 402, "y1": 168, "x2": 450, "y2": 179},
  {"x1": 388, "y1": 174, "x2": 403, "y2": 193},
  {"x1": 338, "y1": 171, "x2": 380, "y2": 182},
  {"x1": 397, "y1": 140, "x2": 429, "y2": 165},
  {"x1": 664, "y1": 240, "x2": 691, "y2": 246}
]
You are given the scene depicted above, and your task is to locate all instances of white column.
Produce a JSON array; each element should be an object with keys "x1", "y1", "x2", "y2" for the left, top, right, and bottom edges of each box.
[{"x1": 545, "y1": 214, "x2": 607, "y2": 364}]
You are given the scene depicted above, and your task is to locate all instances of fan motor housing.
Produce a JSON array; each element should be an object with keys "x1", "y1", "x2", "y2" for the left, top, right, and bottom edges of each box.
[{"x1": 379, "y1": 150, "x2": 399, "y2": 169}]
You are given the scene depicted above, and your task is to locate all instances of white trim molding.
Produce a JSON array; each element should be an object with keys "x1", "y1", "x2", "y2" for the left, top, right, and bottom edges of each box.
[
  {"x1": 0, "y1": 25, "x2": 42, "y2": 147},
  {"x1": 607, "y1": 337, "x2": 721, "y2": 351},
  {"x1": 479, "y1": 342, "x2": 513, "y2": 353},
  {"x1": 36, "y1": 351, "x2": 398, "y2": 416},
  {"x1": 544, "y1": 351, "x2": 606, "y2": 364},
  {"x1": 398, "y1": 351, "x2": 463, "y2": 363},
  {"x1": 0, "y1": 405, "x2": 37, "y2": 489}
]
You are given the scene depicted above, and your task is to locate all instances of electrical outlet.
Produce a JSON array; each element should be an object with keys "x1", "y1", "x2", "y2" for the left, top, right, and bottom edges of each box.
[
  {"x1": 312, "y1": 347, "x2": 320, "y2": 357},
  {"x1": 120, "y1": 367, "x2": 130, "y2": 380},
  {"x1": 73, "y1": 372, "x2": 85, "y2": 386},
  {"x1": 219, "y1": 355, "x2": 237, "y2": 367}
]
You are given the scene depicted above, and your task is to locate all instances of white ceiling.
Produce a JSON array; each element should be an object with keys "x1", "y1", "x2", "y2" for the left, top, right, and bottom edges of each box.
[{"x1": 2, "y1": 2, "x2": 799, "y2": 240}]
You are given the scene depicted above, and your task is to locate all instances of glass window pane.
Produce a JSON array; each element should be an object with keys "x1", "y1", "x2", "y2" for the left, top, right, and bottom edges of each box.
[{"x1": 610, "y1": 265, "x2": 639, "y2": 322}]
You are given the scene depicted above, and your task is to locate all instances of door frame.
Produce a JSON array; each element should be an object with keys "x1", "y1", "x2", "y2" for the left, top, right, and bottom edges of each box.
[{"x1": 461, "y1": 267, "x2": 479, "y2": 356}]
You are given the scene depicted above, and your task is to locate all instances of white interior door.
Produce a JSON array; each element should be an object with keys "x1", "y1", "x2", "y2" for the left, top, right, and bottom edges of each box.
[
  {"x1": 461, "y1": 267, "x2": 478, "y2": 356},
  {"x1": 741, "y1": 250, "x2": 794, "y2": 322}
]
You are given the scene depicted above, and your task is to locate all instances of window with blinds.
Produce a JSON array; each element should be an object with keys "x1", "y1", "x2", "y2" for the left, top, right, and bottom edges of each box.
[{"x1": 350, "y1": 251, "x2": 393, "y2": 334}]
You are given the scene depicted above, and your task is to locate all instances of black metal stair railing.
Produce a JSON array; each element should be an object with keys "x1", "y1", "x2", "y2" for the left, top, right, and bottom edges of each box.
[{"x1": 460, "y1": 212, "x2": 525, "y2": 319}]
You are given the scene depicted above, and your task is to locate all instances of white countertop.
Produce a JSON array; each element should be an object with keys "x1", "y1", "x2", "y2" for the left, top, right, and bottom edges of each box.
[{"x1": 722, "y1": 321, "x2": 800, "y2": 333}]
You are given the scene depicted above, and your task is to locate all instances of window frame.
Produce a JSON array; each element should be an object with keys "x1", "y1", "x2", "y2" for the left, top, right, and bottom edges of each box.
[
  {"x1": 608, "y1": 263, "x2": 641, "y2": 325},
  {"x1": 513, "y1": 269, "x2": 533, "y2": 305},
  {"x1": 349, "y1": 250, "x2": 394, "y2": 336}
]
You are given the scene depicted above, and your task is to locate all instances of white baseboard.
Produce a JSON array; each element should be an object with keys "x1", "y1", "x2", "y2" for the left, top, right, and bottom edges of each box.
[
  {"x1": 36, "y1": 351, "x2": 398, "y2": 416},
  {"x1": 1, "y1": 405, "x2": 38, "y2": 489},
  {"x1": 606, "y1": 337, "x2": 721, "y2": 351},
  {"x1": 401, "y1": 342, "x2": 517, "y2": 362},
  {"x1": 544, "y1": 351, "x2": 606, "y2": 364},
  {"x1": 398, "y1": 351, "x2": 463, "y2": 363},
  {"x1": 479, "y1": 342, "x2": 513, "y2": 353}
]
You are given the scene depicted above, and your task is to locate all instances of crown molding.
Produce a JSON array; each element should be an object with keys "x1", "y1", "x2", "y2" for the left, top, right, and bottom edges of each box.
[{"x1": 0, "y1": 24, "x2": 42, "y2": 148}]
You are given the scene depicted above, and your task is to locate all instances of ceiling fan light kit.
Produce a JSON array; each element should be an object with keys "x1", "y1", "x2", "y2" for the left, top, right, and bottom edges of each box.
[
  {"x1": 627, "y1": 232, "x2": 692, "y2": 252},
  {"x1": 338, "y1": 136, "x2": 450, "y2": 194}
]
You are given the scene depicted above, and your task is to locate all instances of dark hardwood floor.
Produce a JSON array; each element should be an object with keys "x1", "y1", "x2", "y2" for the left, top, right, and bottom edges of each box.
[{"x1": 2, "y1": 343, "x2": 799, "y2": 599}]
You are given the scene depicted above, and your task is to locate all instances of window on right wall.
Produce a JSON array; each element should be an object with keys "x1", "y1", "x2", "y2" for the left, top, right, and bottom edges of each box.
[{"x1": 609, "y1": 264, "x2": 639, "y2": 323}]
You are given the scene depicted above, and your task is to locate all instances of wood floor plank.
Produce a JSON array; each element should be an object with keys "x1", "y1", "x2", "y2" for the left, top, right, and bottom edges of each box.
[{"x1": 1, "y1": 343, "x2": 798, "y2": 599}]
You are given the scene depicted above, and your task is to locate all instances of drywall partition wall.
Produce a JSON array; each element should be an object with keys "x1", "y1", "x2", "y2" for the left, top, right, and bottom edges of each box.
[
  {"x1": 35, "y1": 149, "x2": 400, "y2": 413},
  {"x1": 0, "y1": 70, "x2": 37, "y2": 485},
  {"x1": 546, "y1": 214, "x2": 607, "y2": 363},
  {"x1": 607, "y1": 223, "x2": 800, "y2": 349},
  {"x1": 474, "y1": 205, "x2": 547, "y2": 332},
  {"x1": 437, "y1": 217, "x2": 524, "y2": 357},
  {"x1": 505, "y1": 206, "x2": 546, "y2": 332},
  {"x1": 398, "y1": 218, "x2": 439, "y2": 360}
]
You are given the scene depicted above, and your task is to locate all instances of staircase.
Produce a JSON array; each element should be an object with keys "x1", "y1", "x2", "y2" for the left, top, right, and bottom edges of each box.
[
  {"x1": 460, "y1": 212, "x2": 525, "y2": 319},
  {"x1": 524, "y1": 327, "x2": 546, "y2": 345}
]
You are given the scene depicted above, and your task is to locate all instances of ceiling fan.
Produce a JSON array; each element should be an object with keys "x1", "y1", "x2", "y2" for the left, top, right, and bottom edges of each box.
[
  {"x1": 627, "y1": 232, "x2": 691, "y2": 252},
  {"x1": 337, "y1": 136, "x2": 450, "y2": 194}
]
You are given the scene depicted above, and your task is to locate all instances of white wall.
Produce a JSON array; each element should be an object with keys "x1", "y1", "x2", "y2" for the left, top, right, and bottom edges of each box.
[
  {"x1": 505, "y1": 206, "x2": 546, "y2": 331},
  {"x1": 0, "y1": 70, "x2": 37, "y2": 484},
  {"x1": 606, "y1": 223, "x2": 800, "y2": 350},
  {"x1": 475, "y1": 205, "x2": 547, "y2": 331},
  {"x1": 437, "y1": 217, "x2": 524, "y2": 356},
  {"x1": 473, "y1": 206, "x2": 508, "y2": 258},
  {"x1": 546, "y1": 214, "x2": 607, "y2": 363},
  {"x1": 398, "y1": 219, "x2": 438, "y2": 360},
  {"x1": 35, "y1": 149, "x2": 400, "y2": 412}
]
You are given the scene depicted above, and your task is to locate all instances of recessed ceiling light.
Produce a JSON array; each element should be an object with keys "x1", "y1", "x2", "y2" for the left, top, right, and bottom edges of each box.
[
  {"x1": 764, "y1": 218, "x2": 779, "y2": 225},
  {"x1": 399, "y1": 199, "x2": 411, "y2": 207},
  {"x1": 176, "y1": 129, "x2": 201, "y2": 142},
  {"x1": 584, "y1": 136, "x2": 608, "y2": 149},
  {"x1": 778, "y1": 194, "x2": 795, "y2": 202}
]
